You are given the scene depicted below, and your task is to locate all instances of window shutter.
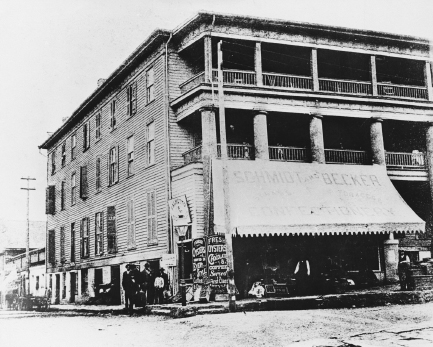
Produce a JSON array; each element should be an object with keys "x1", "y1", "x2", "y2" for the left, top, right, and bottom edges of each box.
[
  {"x1": 45, "y1": 185, "x2": 56, "y2": 215},
  {"x1": 80, "y1": 166, "x2": 88, "y2": 199},
  {"x1": 126, "y1": 200, "x2": 131, "y2": 249},
  {"x1": 48, "y1": 230, "x2": 55, "y2": 265},
  {"x1": 107, "y1": 206, "x2": 116, "y2": 253},
  {"x1": 83, "y1": 124, "x2": 86, "y2": 150},
  {"x1": 116, "y1": 146, "x2": 119, "y2": 183},
  {"x1": 95, "y1": 214, "x2": 98, "y2": 255},
  {"x1": 86, "y1": 217, "x2": 90, "y2": 257},
  {"x1": 132, "y1": 82, "x2": 137, "y2": 115},
  {"x1": 131, "y1": 200, "x2": 135, "y2": 247},
  {"x1": 100, "y1": 212, "x2": 104, "y2": 253},
  {"x1": 80, "y1": 219, "x2": 84, "y2": 258},
  {"x1": 126, "y1": 86, "x2": 130, "y2": 116}
]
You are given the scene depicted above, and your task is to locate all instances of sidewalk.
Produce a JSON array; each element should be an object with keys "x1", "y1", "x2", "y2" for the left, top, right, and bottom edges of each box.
[{"x1": 49, "y1": 284, "x2": 433, "y2": 319}]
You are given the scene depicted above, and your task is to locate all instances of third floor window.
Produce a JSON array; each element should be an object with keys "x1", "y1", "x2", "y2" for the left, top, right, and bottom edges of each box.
[
  {"x1": 146, "y1": 67, "x2": 155, "y2": 103},
  {"x1": 83, "y1": 123, "x2": 90, "y2": 151},
  {"x1": 127, "y1": 82, "x2": 137, "y2": 117},
  {"x1": 110, "y1": 100, "x2": 117, "y2": 129},
  {"x1": 71, "y1": 133, "x2": 76, "y2": 160},
  {"x1": 95, "y1": 113, "x2": 101, "y2": 140},
  {"x1": 61, "y1": 142, "x2": 66, "y2": 167},
  {"x1": 147, "y1": 122, "x2": 155, "y2": 165},
  {"x1": 109, "y1": 147, "x2": 119, "y2": 185}
]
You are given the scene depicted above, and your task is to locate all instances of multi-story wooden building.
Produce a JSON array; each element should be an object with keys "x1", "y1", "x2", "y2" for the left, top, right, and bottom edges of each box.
[{"x1": 40, "y1": 12, "x2": 433, "y2": 303}]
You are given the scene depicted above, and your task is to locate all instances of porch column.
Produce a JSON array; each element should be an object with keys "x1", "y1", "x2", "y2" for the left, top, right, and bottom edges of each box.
[
  {"x1": 200, "y1": 106, "x2": 217, "y2": 236},
  {"x1": 370, "y1": 117, "x2": 386, "y2": 166},
  {"x1": 204, "y1": 36, "x2": 213, "y2": 83},
  {"x1": 253, "y1": 110, "x2": 269, "y2": 160},
  {"x1": 383, "y1": 232, "x2": 399, "y2": 283},
  {"x1": 370, "y1": 56, "x2": 378, "y2": 96},
  {"x1": 424, "y1": 61, "x2": 433, "y2": 102},
  {"x1": 255, "y1": 42, "x2": 263, "y2": 87},
  {"x1": 309, "y1": 114, "x2": 325, "y2": 163},
  {"x1": 311, "y1": 48, "x2": 319, "y2": 92},
  {"x1": 425, "y1": 123, "x2": 433, "y2": 215}
]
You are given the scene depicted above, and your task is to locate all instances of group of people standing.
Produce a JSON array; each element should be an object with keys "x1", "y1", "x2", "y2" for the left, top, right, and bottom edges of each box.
[{"x1": 122, "y1": 262, "x2": 169, "y2": 315}]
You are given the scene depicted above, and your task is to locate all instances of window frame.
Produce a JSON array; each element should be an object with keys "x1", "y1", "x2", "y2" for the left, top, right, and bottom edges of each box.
[
  {"x1": 127, "y1": 135, "x2": 134, "y2": 176},
  {"x1": 109, "y1": 146, "x2": 119, "y2": 186},
  {"x1": 96, "y1": 156, "x2": 101, "y2": 192},
  {"x1": 60, "y1": 226, "x2": 65, "y2": 262},
  {"x1": 71, "y1": 222, "x2": 75, "y2": 263},
  {"x1": 83, "y1": 122, "x2": 90, "y2": 151},
  {"x1": 61, "y1": 181, "x2": 66, "y2": 211},
  {"x1": 126, "y1": 198, "x2": 136, "y2": 250},
  {"x1": 147, "y1": 190, "x2": 157, "y2": 245},
  {"x1": 71, "y1": 172, "x2": 76, "y2": 206},
  {"x1": 51, "y1": 150, "x2": 56, "y2": 175},
  {"x1": 146, "y1": 67, "x2": 155, "y2": 103},
  {"x1": 147, "y1": 122, "x2": 155, "y2": 166},
  {"x1": 81, "y1": 217, "x2": 90, "y2": 259},
  {"x1": 110, "y1": 99, "x2": 117, "y2": 130},
  {"x1": 71, "y1": 133, "x2": 76, "y2": 160},
  {"x1": 95, "y1": 212, "x2": 104, "y2": 255},
  {"x1": 61, "y1": 142, "x2": 66, "y2": 167},
  {"x1": 127, "y1": 82, "x2": 137, "y2": 117},
  {"x1": 95, "y1": 112, "x2": 101, "y2": 141}
]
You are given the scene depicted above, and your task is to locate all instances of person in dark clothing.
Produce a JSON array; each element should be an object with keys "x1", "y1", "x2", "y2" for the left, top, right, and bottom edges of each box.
[
  {"x1": 294, "y1": 259, "x2": 310, "y2": 296},
  {"x1": 143, "y1": 263, "x2": 154, "y2": 305},
  {"x1": 122, "y1": 263, "x2": 140, "y2": 315}
]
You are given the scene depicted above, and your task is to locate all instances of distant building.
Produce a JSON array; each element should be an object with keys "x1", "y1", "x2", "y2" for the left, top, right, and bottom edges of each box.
[{"x1": 40, "y1": 12, "x2": 432, "y2": 303}]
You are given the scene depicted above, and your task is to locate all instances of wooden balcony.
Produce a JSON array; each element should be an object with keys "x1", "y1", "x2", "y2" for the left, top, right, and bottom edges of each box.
[
  {"x1": 325, "y1": 149, "x2": 370, "y2": 164},
  {"x1": 385, "y1": 151, "x2": 426, "y2": 170},
  {"x1": 263, "y1": 73, "x2": 312, "y2": 90},
  {"x1": 179, "y1": 69, "x2": 429, "y2": 101},
  {"x1": 319, "y1": 78, "x2": 371, "y2": 95},
  {"x1": 182, "y1": 145, "x2": 202, "y2": 165},
  {"x1": 269, "y1": 146, "x2": 308, "y2": 162},
  {"x1": 378, "y1": 83, "x2": 427, "y2": 100},
  {"x1": 182, "y1": 144, "x2": 254, "y2": 165},
  {"x1": 182, "y1": 145, "x2": 428, "y2": 172},
  {"x1": 217, "y1": 143, "x2": 254, "y2": 160}
]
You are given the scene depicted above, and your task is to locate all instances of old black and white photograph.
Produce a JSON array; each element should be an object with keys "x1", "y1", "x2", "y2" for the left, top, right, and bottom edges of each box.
[{"x1": 1, "y1": 0, "x2": 433, "y2": 346}]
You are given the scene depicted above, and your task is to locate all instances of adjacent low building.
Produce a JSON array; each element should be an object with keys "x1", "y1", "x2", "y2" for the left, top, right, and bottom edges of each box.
[{"x1": 40, "y1": 12, "x2": 433, "y2": 303}]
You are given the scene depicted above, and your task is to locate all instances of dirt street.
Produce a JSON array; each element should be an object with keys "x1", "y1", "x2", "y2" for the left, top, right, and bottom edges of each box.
[{"x1": 1, "y1": 303, "x2": 432, "y2": 347}]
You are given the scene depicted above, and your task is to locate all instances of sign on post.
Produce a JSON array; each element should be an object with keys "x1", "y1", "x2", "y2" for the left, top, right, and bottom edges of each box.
[{"x1": 168, "y1": 195, "x2": 191, "y2": 227}]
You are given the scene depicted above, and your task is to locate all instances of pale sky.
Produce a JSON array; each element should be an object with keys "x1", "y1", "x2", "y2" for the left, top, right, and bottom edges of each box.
[{"x1": 1, "y1": 0, "x2": 433, "y2": 224}]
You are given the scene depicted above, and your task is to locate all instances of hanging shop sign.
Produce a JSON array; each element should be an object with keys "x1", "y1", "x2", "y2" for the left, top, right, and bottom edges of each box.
[{"x1": 168, "y1": 195, "x2": 191, "y2": 227}]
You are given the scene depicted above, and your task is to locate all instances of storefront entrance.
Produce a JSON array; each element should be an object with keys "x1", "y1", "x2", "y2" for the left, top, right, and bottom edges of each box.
[{"x1": 233, "y1": 234, "x2": 387, "y2": 298}]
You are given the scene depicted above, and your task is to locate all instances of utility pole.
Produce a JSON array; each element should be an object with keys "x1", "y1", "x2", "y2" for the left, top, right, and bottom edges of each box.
[
  {"x1": 21, "y1": 177, "x2": 36, "y2": 296},
  {"x1": 217, "y1": 40, "x2": 236, "y2": 312}
]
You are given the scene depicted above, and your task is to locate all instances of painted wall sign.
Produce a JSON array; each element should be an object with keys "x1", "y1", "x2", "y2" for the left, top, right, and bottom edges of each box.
[
  {"x1": 207, "y1": 235, "x2": 228, "y2": 294},
  {"x1": 168, "y1": 195, "x2": 191, "y2": 226}
]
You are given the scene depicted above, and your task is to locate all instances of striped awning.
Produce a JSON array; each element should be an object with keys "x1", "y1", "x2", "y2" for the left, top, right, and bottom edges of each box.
[{"x1": 212, "y1": 160, "x2": 425, "y2": 237}]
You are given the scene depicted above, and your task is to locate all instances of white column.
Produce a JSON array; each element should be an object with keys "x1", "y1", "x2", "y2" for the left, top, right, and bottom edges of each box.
[
  {"x1": 370, "y1": 117, "x2": 386, "y2": 166},
  {"x1": 253, "y1": 110, "x2": 269, "y2": 160},
  {"x1": 309, "y1": 114, "x2": 325, "y2": 163},
  {"x1": 311, "y1": 48, "x2": 319, "y2": 92},
  {"x1": 255, "y1": 42, "x2": 263, "y2": 87},
  {"x1": 370, "y1": 56, "x2": 378, "y2": 96}
]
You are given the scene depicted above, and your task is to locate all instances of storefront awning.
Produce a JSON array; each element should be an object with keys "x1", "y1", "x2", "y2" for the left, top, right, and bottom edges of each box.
[{"x1": 212, "y1": 160, "x2": 425, "y2": 236}]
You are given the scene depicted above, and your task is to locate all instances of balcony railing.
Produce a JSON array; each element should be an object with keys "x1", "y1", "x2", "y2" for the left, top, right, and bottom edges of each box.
[
  {"x1": 378, "y1": 83, "x2": 428, "y2": 100},
  {"x1": 217, "y1": 143, "x2": 254, "y2": 160},
  {"x1": 182, "y1": 145, "x2": 202, "y2": 165},
  {"x1": 325, "y1": 149, "x2": 370, "y2": 164},
  {"x1": 179, "y1": 72, "x2": 206, "y2": 94},
  {"x1": 179, "y1": 70, "x2": 430, "y2": 101},
  {"x1": 385, "y1": 151, "x2": 426, "y2": 169},
  {"x1": 269, "y1": 146, "x2": 308, "y2": 162},
  {"x1": 319, "y1": 78, "x2": 372, "y2": 95},
  {"x1": 263, "y1": 73, "x2": 312, "y2": 90}
]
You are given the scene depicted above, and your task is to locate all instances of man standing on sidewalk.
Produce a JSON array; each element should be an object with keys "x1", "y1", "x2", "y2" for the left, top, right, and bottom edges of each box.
[{"x1": 122, "y1": 263, "x2": 140, "y2": 315}]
